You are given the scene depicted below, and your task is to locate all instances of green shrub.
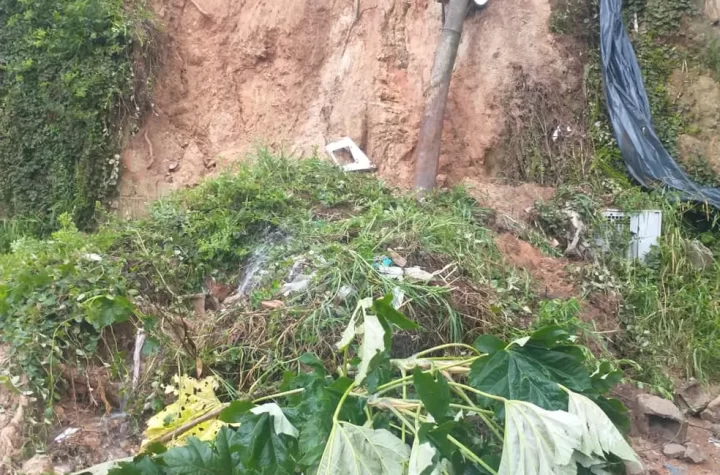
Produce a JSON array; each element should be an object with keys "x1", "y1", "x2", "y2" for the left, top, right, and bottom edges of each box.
[
  {"x1": 0, "y1": 214, "x2": 135, "y2": 402},
  {"x1": 0, "y1": 0, "x2": 155, "y2": 228},
  {"x1": 0, "y1": 154, "x2": 530, "y2": 409}
]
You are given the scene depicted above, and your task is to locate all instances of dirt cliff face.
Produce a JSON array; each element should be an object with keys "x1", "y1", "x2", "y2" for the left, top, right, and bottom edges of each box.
[{"x1": 119, "y1": 0, "x2": 570, "y2": 215}]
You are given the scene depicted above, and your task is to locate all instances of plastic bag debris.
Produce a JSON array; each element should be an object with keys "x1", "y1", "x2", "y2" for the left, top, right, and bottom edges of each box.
[
  {"x1": 377, "y1": 265, "x2": 404, "y2": 279},
  {"x1": 403, "y1": 266, "x2": 436, "y2": 281},
  {"x1": 601, "y1": 0, "x2": 720, "y2": 208},
  {"x1": 54, "y1": 427, "x2": 80, "y2": 443},
  {"x1": 392, "y1": 287, "x2": 405, "y2": 309},
  {"x1": 281, "y1": 273, "x2": 315, "y2": 296}
]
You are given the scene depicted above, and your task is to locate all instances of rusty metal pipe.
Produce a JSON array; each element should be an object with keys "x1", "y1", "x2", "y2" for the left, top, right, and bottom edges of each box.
[{"x1": 414, "y1": 0, "x2": 470, "y2": 192}]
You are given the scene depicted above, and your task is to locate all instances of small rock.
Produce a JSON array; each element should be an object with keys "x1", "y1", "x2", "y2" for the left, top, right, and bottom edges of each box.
[
  {"x1": 684, "y1": 240, "x2": 713, "y2": 270},
  {"x1": 168, "y1": 161, "x2": 179, "y2": 172},
  {"x1": 701, "y1": 395, "x2": 720, "y2": 423},
  {"x1": 711, "y1": 423, "x2": 720, "y2": 438},
  {"x1": 53, "y1": 463, "x2": 75, "y2": 474},
  {"x1": 624, "y1": 460, "x2": 647, "y2": 475},
  {"x1": 675, "y1": 378, "x2": 712, "y2": 415},
  {"x1": 637, "y1": 393, "x2": 684, "y2": 420},
  {"x1": 663, "y1": 443, "x2": 686, "y2": 459},
  {"x1": 636, "y1": 394, "x2": 687, "y2": 442},
  {"x1": 21, "y1": 455, "x2": 55, "y2": 475},
  {"x1": 683, "y1": 442, "x2": 707, "y2": 464}
]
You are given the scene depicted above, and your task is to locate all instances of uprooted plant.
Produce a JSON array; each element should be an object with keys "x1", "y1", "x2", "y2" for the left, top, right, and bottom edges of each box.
[{"x1": 86, "y1": 296, "x2": 641, "y2": 475}]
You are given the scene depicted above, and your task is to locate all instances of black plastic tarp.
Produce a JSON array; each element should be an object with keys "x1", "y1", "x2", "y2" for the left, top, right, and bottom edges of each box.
[{"x1": 600, "y1": 0, "x2": 720, "y2": 208}]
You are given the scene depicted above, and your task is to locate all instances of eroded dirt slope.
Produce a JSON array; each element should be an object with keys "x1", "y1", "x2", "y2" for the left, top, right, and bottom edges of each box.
[{"x1": 119, "y1": 0, "x2": 573, "y2": 215}]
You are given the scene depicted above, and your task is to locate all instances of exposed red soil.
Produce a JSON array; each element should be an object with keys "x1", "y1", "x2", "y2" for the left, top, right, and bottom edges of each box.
[{"x1": 118, "y1": 0, "x2": 572, "y2": 216}]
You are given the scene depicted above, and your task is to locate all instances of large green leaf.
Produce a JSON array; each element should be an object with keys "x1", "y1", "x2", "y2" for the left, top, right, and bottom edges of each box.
[
  {"x1": 290, "y1": 376, "x2": 364, "y2": 469},
  {"x1": 564, "y1": 389, "x2": 642, "y2": 471},
  {"x1": 316, "y1": 422, "x2": 410, "y2": 475},
  {"x1": 372, "y1": 294, "x2": 419, "y2": 330},
  {"x1": 419, "y1": 422, "x2": 457, "y2": 460},
  {"x1": 365, "y1": 350, "x2": 393, "y2": 393},
  {"x1": 249, "y1": 403, "x2": 299, "y2": 438},
  {"x1": 472, "y1": 335, "x2": 506, "y2": 355},
  {"x1": 591, "y1": 395, "x2": 630, "y2": 435},
  {"x1": 293, "y1": 380, "x2": 336, "y2": 466},
  {"x1": 355, "y1": 314, "x2": 387, "y2": 385},
  {"x1": 336, "y1": 311, "x2": 359, "y2": 351},
  {"x1": 162, "y1": 436, "x2": 240, "y2": 474},
  {"x1": 218, "y1": 400, "x2": 255, "y2": 423},
  {"x1": 336, "y1": 298, "x2": 373, "y2": 350},
  {"x1": 469, "y1": 346, "x2": 591, "y2": 410},
  {"x1": 79, "y1": 458, "x2": 134, "y2": 475},
  {"x1": 212, "y1": 427, "x2": 243, "y2": 472},
  {"x1": 408, "y1": 437, "x2": 441, "y2": 475},
  {"x1": 84, "y1": 295, "x2": 133, "y2": 329},
  {"x1": 528, "y1": 325, "x2": 573, "y2": 348},
  {"x1": 413, "y1": 368, "x2": 451, "y2": 422},
  {"x1": 299, "y1": 352, "x2": 328, "y2": 375},
  {"x1": 499, "y1": 400, "x2": 583, "y2": 475},
  {"x1": 235, "y1": 412, "x2": 296, "y2": 474}
]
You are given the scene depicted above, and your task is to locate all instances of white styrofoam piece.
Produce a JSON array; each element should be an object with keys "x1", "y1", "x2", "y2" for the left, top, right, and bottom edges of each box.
[
  {"x1": 325, "y1": 137, "x2": 375, "y2": 172},
  {"x1": 598, "y1": 209, "x2": 662, "y2": 262}
]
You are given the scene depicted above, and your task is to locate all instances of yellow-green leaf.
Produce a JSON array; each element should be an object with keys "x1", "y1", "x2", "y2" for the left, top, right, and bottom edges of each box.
[{"x1": 142, "y1": 375, "x2": 224, "y2": 447}]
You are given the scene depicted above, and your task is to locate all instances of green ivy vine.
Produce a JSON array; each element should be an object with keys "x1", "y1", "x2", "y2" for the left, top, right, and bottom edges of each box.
[{"x1": 0, "y1": 0, "x2": 156, "y2": 228}]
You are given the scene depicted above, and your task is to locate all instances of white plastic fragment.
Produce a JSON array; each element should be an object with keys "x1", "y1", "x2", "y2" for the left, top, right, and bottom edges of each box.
[
  {"x1": 280, "y1": 273, "x2": 316, "y2": 296},
  {"x1": 403, "y1": 266, "x2": 435, "y2": 281},
  {"x1": 337, "y1": 285, "x2": 355, "y2": 301},
  {"x1": 392, "y1": 287, "x2": 405, "y2": 309},
  {"x1": 54, "y1": 427, "x2": 80, "y2": 443},
  {"x1": 325, "y1": 137, "x2": 376, "y2": 172},
  {"x1": 377, "y1": 265, "x2": 404, "y2": 279}
]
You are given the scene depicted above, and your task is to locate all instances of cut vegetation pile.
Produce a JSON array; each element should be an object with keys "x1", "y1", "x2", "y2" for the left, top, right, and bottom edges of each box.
[
  {"x1": 4, "y1": 154, "x2": 720, "y2": 473},
  {"x1": 0, "y1": 154, "x2": 537, "y2": 415}
]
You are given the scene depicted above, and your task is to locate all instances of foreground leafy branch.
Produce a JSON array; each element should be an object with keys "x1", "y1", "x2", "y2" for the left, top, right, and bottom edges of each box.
[{"x1": 76, "y1": 296, "x2": 641, "y2": 475}]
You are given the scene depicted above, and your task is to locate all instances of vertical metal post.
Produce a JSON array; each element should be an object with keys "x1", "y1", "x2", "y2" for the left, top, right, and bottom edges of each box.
[{"x1": 414, "y1": 0, "x2": 470, "y2": 192}]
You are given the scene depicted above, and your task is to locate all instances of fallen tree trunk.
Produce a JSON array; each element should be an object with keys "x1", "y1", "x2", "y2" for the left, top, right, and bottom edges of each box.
[{"x1": 414, "y1": 0, "x2": 470, "y2": 192}]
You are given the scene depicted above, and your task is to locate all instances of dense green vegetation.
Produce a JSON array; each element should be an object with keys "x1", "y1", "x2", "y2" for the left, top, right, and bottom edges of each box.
[
  {"x1": 3, "y1": 0, "x2": 720, "y2": 471},
  {"x1": 0, "y1": 0, "x2": 155, "y2": 228},
  {"x1": 536, "y1": 188, "x2": 720, "y2": 386},
  {"x1": 104, "y1": 309, "x2": 638, "y2": 475},
  {"x1": 0, "y1": 155, "x2": 540, "y2": 413},
  {"x1": 542, "y1": 0, "x2": 720, "y2": 386}
]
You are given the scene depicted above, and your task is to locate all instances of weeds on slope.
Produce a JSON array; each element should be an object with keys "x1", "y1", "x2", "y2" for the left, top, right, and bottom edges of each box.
[
  {"x1": 537, "y1": 187, "x2": 720, "y2": 387},
  {"x1": 0, "y1": 153, "x2": 537, "y2": 424}
]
